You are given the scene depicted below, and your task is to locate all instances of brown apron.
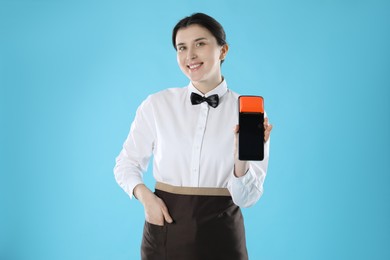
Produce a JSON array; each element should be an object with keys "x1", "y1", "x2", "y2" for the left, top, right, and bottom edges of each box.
[{"x1": 141, "y1": 182, "x2": 248, "y2": 260}]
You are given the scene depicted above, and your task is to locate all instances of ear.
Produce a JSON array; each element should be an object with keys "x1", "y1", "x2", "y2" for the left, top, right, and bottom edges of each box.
[{"x1": 220, "y1": 44, "x2": 229, "y2": 61}]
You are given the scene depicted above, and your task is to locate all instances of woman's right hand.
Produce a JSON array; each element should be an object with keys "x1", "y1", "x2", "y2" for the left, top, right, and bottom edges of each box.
[
  {"x1": 143, "y1": 194, "x2": 173, "y2": 226},
  {"x1": 134, "y1": 184, "x2": 173, "y2": 226}
]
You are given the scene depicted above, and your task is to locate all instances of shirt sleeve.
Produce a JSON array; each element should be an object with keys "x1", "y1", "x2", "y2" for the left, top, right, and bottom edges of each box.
[
  {"x1": 227, "y1": 113, "x2": 270, "y2": 208},
  {"x1": 113, "y1": 96, "x2": 156, "y2": 199}
]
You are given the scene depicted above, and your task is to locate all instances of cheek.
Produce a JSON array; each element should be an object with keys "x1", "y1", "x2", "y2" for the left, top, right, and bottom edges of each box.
[
  {"x1": 177, "y1": 55, "x2": 188, "y2": 73},
  {"x1": 214, "y1": 49, "x2": 222, "y2": 62},
  {"x1": 177, "y1": 54, "x2": 185, "y2": 67}
]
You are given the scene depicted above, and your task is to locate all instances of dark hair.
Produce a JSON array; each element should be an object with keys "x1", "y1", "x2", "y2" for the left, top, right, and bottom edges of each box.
[{"x1": 172, "y1": 12, "x2": 227, "y2": 50}]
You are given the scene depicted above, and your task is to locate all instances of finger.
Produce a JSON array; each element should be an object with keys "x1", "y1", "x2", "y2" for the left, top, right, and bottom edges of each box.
[
  {"x1": 144, "y1": 209, "x2": 165, "y2": 226},
  {"x1": 234, "y1": 124, "x2": 239, "y2": 133},
  {"x1": 158, "y1": 199, "x2": 173, "y2": 223},
  {"x1": 146, "y1": 216, "x2": 165, "y2": 226},
  {"x1": 264, "y1": 124, "x2": 273, "y2": 142},
  {"x1": 162, "y1": 209, "x2": 173, "y2": 223},
  {"x1": 265, "y1": 124, "x2": 273, "y2": 133},
  {"x1": 264, "y1": 117, "x2": 269, "y2": 128}
]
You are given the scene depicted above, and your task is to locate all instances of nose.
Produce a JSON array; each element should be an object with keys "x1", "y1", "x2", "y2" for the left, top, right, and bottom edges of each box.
[{"x1": 186, "y1": 47, "x2": 197, "y2": 61}]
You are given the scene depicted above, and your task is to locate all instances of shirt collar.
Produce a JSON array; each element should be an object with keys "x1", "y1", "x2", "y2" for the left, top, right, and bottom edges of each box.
[{"x1": 187, "y1": 79, "x2": 228, "y2": 100}]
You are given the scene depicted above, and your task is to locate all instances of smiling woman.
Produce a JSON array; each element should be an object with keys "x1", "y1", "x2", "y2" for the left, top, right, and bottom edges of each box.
[
  {"x1": 114, "y1": 12, "x2": 272, "y2": 260},
  {"x1": 173, "y1": 13, "x2": 229, "y2": 94},
  {"x1": 175, "y1": 24, "x2": 229, "y2": 94}
]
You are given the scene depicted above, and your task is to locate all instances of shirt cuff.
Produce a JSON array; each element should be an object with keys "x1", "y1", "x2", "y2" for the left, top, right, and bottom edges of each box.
[
  {"x1": 231, "y1": 166, "x2": 256, "y2": 187},
  {"x1": 228, "y1": 166, "x2": 260, "y2": 208},
  {"x1": 115, "y1": 172, "x2": 144, "y2": 200}
]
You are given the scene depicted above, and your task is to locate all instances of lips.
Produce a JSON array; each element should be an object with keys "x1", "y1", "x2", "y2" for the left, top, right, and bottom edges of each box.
[{"x1": 187, "y1": 63, "x2": 203, "y2": 71}]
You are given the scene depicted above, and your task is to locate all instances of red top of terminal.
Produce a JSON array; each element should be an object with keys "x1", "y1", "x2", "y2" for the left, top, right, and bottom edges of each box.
[{"x1": 239, "y1": 96, "x2": 264, "y2": 113}]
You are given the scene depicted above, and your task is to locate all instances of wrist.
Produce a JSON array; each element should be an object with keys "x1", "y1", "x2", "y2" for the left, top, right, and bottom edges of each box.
[
  {"x1": 234, "y1": 160, "x2": 249, "y2": 177},
  {"x1": 133, "y1": 184, "x2": 154, "y2": 205}
]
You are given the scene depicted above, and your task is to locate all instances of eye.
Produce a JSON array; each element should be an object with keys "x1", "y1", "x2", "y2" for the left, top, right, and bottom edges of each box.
[
  {"x1": 178, "y1": 46, "x2": 186, "y2": 52},
  {"x1": 196, "y1": 42, "x2": 205, "y2": 47}
]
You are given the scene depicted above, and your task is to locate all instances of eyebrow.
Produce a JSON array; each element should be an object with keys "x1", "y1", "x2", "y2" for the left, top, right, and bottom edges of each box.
[
  {"x1": 194, "y1": 37, "x2": 207, "y2": 42},
  {"x1": 176, "y1": 37, "x2": 208, "y2": 47}
]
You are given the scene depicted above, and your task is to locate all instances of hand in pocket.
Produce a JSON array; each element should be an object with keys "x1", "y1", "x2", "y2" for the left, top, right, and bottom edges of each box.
[{"x1": 144, "y1": 194, "x2": 173, "y2": 226}]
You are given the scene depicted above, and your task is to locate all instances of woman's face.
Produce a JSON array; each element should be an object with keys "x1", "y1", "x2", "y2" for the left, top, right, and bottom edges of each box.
[{"x1": 175, "y1": 24, "x2": 227, "y2": 89}]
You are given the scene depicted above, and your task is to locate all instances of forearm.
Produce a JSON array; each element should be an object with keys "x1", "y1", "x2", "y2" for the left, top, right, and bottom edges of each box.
[
  {"x1": 230, "y1": 138, "x2": 270, "y2": 207},
  {"x1": 114, "y1": 152, "x2": 145, "y2": 199},
  {"x1": 234, "y1": 159, "x2": 249, "y2": 177}
]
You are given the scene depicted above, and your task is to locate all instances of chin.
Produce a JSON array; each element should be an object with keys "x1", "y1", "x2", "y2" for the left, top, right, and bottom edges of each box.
[{"x1": 188, "y1": 73, "x2": 207, "y2": 82}]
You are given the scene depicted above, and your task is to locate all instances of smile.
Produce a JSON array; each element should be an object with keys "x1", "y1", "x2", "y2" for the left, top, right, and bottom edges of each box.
[{"x1": 187, "y1": 63, "x2": 203, "y2": 71}]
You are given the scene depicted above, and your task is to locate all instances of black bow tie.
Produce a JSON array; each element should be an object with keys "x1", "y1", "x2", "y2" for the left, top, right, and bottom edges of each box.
[{"x1": 190, "y1": 92, "x2": 219, "y2": 108}]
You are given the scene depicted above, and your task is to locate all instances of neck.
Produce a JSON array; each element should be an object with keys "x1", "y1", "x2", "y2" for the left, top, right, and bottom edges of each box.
[{"x1": 192, "y1": 76, "x2": 224, "y2": 94}]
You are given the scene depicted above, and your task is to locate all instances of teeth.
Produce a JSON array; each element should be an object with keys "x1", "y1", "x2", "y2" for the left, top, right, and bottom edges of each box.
[{"x1": 189, "y1": 64, "x2": 201, "y2": 69}]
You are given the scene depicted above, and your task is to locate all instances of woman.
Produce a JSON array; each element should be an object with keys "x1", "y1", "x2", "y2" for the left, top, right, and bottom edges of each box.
[{"x1": 114, "y1": 13, "x2": 273, "y2": 260}]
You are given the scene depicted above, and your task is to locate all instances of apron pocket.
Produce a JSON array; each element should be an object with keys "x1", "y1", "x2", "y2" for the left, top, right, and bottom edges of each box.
[
  {"x1": 143, "y1": 221, "x2": 166, "y2": 246},
  {"x1": 141, "y1": 221, "x2": 167, "y2": 260}
]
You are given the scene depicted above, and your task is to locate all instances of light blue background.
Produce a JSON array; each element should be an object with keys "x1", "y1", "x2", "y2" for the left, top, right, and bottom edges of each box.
[{"x1": 1, "y1": 0, "x2": 389, "y2": 259}]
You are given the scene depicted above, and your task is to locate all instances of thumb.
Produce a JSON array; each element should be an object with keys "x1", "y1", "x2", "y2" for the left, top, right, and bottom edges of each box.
[
  {"x1": 159, "y1": 199, "x2": 173, "y2": 223},
  {"x1": 163, "y1": 211, "x2": 173, "y2": 224},
  {"x1": 234, "y1": 124, "x2": 239, "y2": 133},
  {"x1": 162, "y1": 207, "x2": 173, "y2": 223}
]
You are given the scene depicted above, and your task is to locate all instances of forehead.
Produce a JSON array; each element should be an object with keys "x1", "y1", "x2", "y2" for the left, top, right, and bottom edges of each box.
[{"x1": 175, "y1": 24, "x2": 215, "y2": 44}]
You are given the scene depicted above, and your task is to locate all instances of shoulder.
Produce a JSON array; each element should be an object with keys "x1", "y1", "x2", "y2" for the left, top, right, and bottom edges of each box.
[
  {"x1": 227, "y1": 88, "x2": 240, "y2": 98},
  {"x1": 139, "y1": 87, "x2": 187, "y2": 110},
  {"x1": 149, "y1": 87, "x2": 187, "y2": 100},
  {"x1": 222, "y1": 88, "x2": 240, "y2": 104}
]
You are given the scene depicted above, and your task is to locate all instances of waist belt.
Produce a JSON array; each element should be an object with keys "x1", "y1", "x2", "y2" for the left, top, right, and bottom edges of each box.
[{"x1": 155, "y1": 182, "x2": 231, "y2": 196}]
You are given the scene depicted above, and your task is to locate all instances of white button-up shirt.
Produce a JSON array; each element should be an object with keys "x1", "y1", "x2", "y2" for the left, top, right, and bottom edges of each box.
[{"x1": 114, "y1": 80, "x2": 270, "y2": 207}]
